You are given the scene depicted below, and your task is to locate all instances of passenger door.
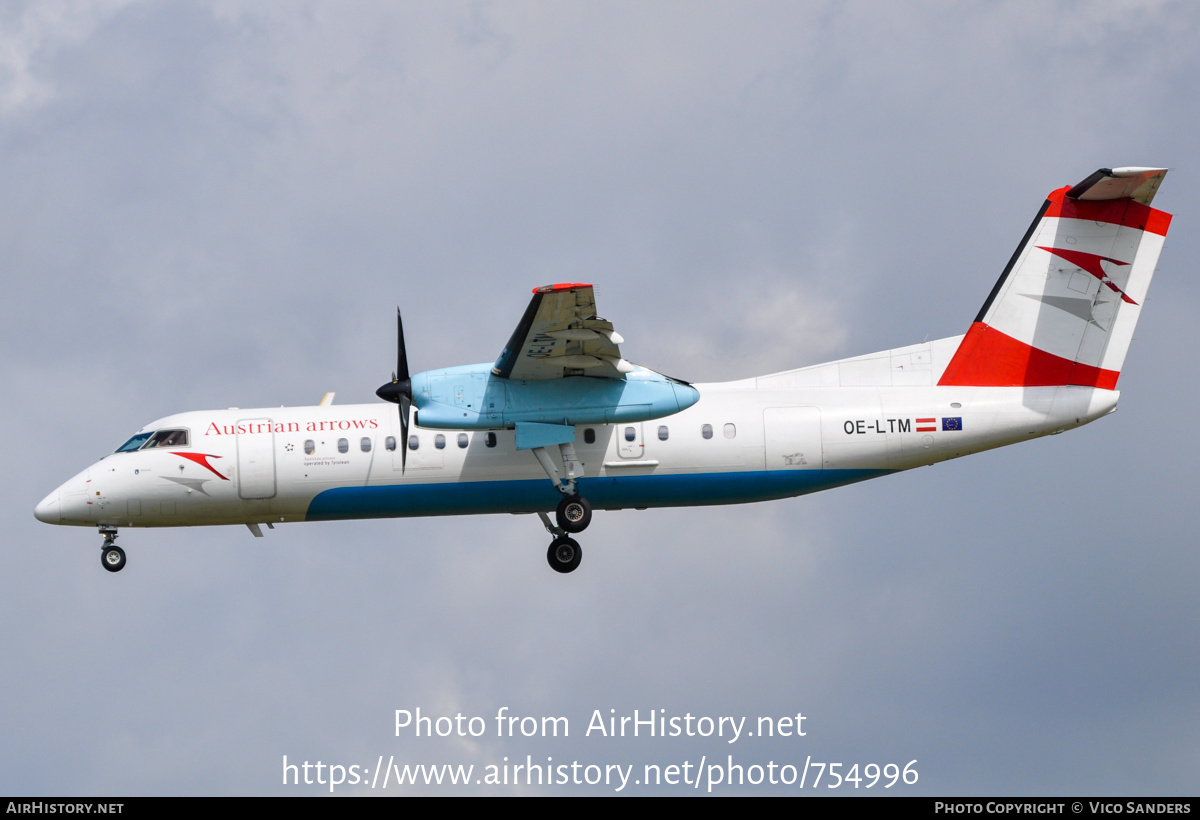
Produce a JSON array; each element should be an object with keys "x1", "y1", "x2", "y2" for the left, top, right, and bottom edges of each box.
[{"x1": 236, "y1": 419, "x2": 277, "y2": 499}]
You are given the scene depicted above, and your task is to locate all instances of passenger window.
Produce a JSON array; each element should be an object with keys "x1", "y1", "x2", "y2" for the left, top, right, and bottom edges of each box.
[
  {"x1": 435, "y1": 434, "x2": 446, "y2": 450},
  {"x1": 584, "y1": 428, "x2": 595, "y2": 444},
  {"x1": 624, "y1": 426, "x2": 636, "y2": 442},
  {"x1": 701, "y1": 424, "x2": 713, "y2": 440},
  {"x1": 724, "y1": 423, "x2": 736, "y2": 439},
  {"x1": 485, "y1": 432, "x2": 497, "y2": 448},
  {"x1": 304, "y1": 440, "x2": 315, "y2": 455},
  {"x1": 457, "y1": 433, "x2": 468, "y2": 448},
  {"x1": 360, "y1": 437, "x2": 372, "y2": 452},
  {"x1": 658, "y1": 425, "x2": 669, "y2": 441},
  {"x1": 385, "y1": 436, "x2": 396, "y2": 451},
  {"x1": 338, "y1": 438, "x2": 349, "y2": 453},
  {"x1": 408, "y1": 435, "x2": 419, "y2": 451}
]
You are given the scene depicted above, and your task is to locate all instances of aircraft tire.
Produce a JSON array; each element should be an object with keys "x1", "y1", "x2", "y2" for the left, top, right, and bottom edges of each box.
[
  {"x1": 101, "y1": 546, "x2": 126, "y2": 573},
  {"x1": 547, "y1": 536, "x2": 582, "y2": 574},
  {"x1": 555, "y1": 496, "x2": 592, "y2": 533}
]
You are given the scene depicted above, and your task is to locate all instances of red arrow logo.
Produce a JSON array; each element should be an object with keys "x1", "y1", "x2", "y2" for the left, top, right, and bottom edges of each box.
[
  {"x1": 173, "y1": 452, "x2": 230, "y2": 480},
  {"x1": 1037, "y1": 246, "x2": 1137, "y2": 304}
]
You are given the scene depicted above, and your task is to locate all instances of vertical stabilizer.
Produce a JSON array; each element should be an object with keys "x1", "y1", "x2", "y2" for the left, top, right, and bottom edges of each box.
[{"x1": 939, "y1": 167, "x2": 1171, "y2": 388}]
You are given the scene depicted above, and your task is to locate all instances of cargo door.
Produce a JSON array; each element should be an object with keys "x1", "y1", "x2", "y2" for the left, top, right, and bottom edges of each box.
[{"x1": 763, "y1": 408, "x2": 823, "y2": 471}]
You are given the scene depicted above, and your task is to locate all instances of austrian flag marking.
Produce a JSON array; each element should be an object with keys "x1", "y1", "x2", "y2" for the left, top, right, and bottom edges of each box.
[{"x1": 917, "y1": 417, "x2": 963, "y2": 432}]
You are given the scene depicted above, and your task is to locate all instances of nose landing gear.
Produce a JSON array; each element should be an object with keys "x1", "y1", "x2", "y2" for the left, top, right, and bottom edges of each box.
[{"x1": 99, "y1": 527, "x2": 126, "y2": 573}]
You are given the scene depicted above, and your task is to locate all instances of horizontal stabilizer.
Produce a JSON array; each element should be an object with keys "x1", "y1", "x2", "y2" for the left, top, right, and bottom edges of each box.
[{"x1": 1065, "y1": 167, "x2": 1167, "y2": 205}]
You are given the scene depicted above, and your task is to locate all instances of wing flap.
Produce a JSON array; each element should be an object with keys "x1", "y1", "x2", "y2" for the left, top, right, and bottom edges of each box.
[{"x1": 492, "y1": 284, "x2": 630, "y2": 380}]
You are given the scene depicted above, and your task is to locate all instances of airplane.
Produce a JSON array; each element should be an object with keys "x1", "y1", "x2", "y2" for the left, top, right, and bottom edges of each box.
[{"x1": 34, "y1": 166, "x2": 1172, "y2": 575}]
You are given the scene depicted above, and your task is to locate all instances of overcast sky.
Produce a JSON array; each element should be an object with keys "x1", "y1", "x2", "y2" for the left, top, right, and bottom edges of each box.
[{"x1": 3, "y1": 1, "x2": 1198, "y2": 795}]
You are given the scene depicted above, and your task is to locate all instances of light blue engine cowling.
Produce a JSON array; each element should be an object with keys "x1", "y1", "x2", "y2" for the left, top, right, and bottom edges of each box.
[{"x1": 410, "y1": 363, "x2": 699, "y2": 429}]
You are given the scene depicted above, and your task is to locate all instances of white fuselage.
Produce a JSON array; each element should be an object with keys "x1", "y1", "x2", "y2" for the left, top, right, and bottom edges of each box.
[{"x1": 35, "y1": 337, "x2": 1120, "y2": 531}]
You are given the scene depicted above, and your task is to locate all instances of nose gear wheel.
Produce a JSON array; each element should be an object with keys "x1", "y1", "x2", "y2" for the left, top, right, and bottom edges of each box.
[{"x1": 101, "y1": 545, "x2": 126, "y2": 572}]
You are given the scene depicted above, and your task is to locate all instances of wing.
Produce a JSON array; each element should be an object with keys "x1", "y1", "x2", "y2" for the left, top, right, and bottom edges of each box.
[{"x1": 492, "y1": 283, "x2": 633, "y2": 380}]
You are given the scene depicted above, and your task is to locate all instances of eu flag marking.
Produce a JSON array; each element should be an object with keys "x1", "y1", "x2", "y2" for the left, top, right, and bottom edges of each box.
[{"x1": 942, "y1": 417, "x2": 962, "y2": 431}]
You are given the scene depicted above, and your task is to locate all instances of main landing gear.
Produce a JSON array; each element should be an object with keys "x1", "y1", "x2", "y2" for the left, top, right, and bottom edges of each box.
[
  {"x1": 555, "y1": 494, "x2": 592, "y2": 534},
  {"x1": 99, "y1": 526, "x2": 126, "y2": 573},
  {"x1": 538, "y1": 512, "x2": 583, "y2": 574},
  {"x1": 530, "y1": 441, "x2": 593, "y2": 573}
]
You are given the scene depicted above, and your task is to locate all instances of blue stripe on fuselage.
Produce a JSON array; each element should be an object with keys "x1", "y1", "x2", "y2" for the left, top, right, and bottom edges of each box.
[{"x1": 303, "y1": 469, "x2": 889, "y2": 521}]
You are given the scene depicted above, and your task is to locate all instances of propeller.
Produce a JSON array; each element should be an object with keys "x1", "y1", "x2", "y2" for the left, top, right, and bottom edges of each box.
[{"x1": 376, "y1": 309, "x2": 412, "y2": 472}]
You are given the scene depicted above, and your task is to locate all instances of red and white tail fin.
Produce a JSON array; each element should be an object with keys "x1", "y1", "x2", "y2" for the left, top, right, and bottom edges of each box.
[{"x1": 939, "y1": 167, "x2": 1171, "y2": 389}]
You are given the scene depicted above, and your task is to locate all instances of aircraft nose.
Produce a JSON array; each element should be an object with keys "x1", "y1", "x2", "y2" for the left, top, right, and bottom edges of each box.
[{"x1": 34, "y1": 488, "x2": 61, "y2": 524}]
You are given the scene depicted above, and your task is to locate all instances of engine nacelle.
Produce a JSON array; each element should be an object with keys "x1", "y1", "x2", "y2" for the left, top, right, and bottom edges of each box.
[{"x1": 410, "y1": 363, "x2": 699, "y2": 429}]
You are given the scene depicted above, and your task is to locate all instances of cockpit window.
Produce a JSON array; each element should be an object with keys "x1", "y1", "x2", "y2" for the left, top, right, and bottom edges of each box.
[
  {"x1": 115, "y1": 429, "x2": 190, "y2": 453},
  {"x1": 115, "y1": 433, "x2": 152, "y2": 453},
  {"x1": 142, "y1": 429, "x2": 189, "y2": 449}
]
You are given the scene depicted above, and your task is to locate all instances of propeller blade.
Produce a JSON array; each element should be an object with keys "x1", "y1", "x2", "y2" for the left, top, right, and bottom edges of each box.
[
  {"x1": 399, "y1": 394, "x2": 411, "y2": 474},
  {"x1": 396, "y1": 308, "x2": 409, "y2": 383},
  {"x1": 377, "y1": 309, "x2": 413, "y2": 405},
  {"x1": 375, "y1": 309, "x2": 415, "y2": 474}
]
